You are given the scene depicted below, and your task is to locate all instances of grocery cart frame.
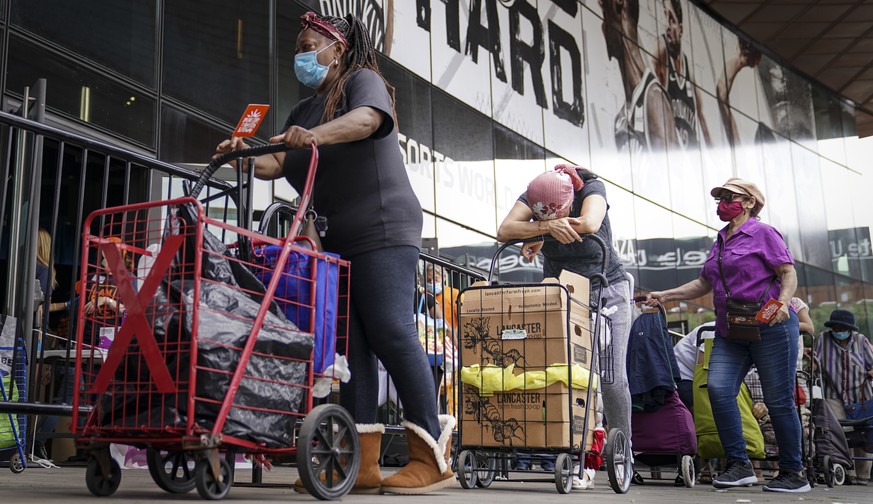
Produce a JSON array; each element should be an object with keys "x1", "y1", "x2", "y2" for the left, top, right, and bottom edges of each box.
[
  {"x1": 71, "y1": 143, "x2": 360, "y2": 501},
  {"x1": 455, "y1": 234, "x2": 633, "y2": 494},
  {"x1": 1, "y1": 337, "x2": 27, "y2": 473}
]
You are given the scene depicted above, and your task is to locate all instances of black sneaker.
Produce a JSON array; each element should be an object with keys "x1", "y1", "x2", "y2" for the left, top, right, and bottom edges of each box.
[
  {"x1": 32, "y1": 444, "x2": 50, "y2": 462},
  {"x1": 763, "y1": 472, "x2": 810, "y2": 493},
  {"x1": 713, "y1": 459, "x2": 757, "y2": 488}
]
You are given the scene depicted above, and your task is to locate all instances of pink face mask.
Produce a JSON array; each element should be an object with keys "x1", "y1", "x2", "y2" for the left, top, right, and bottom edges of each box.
[{"x1": 717, "y1": 200, "x2": 744, "y2": 221}]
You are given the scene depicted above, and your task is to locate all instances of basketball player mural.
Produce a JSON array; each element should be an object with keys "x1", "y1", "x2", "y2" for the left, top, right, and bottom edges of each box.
[
  {"x1": 716, "y1": 38, "x2": 763, "y2": 146},
  {"x1": 652, "y1": 0, "x2": 712, "y2": 149},
  {"x1": 599, "y1": 0, "x2": 679, "y2": 157}
]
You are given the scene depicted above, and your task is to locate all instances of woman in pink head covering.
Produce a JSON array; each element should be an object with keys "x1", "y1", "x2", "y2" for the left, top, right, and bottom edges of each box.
[{"x1": 498, "y1": 164, "x2": 633, "y2": 482}]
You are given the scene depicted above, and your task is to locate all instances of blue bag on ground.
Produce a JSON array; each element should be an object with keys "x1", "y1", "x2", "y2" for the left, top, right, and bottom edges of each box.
[{"x1": 254, "y1": 245, "x2": 340, "y2": 373}]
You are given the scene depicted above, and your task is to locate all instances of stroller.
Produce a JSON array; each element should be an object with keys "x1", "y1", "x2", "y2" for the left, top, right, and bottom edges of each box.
[{"x1": 626, "y1": 299, "x2": 697, "y2": 487}]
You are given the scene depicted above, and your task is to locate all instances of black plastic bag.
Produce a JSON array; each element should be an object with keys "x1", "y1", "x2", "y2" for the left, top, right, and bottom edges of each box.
[{"x1": 183, "y1": 281, "x2": 313, "y2": 447}]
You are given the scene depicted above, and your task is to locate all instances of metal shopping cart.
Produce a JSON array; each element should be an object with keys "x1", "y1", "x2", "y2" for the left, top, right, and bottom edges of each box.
[
  {"x1": 71, "y1": 144, "x2": 359, "y2": 500},
  {"x1": 1, "y1": 336, "x2": 27, "y2": 473},
  {"x1": 455, "y1": 235, "x2": 632, "y2": 494}
]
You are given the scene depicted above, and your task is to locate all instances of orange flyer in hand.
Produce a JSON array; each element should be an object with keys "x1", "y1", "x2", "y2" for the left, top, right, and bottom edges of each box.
[
  {"x1": 756, "y1": 299, "x2": 783, "y2": 323},
  {"x1": 233, "y1": 104, "x2": 270, "y2": 137}
]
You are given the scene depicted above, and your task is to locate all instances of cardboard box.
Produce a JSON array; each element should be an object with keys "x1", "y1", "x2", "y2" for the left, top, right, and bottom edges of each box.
[
  {"x1": 460, "y1": 382, "x2": 596, "y2": 450},
  {"x1": 459, "y1": 271, "x2": 593, "y2": 370}
]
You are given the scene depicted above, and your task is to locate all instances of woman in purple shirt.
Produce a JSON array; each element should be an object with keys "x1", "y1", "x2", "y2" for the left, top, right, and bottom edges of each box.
[{"x1": 646, "y1": 178, "x2": 808, "y2": 493}]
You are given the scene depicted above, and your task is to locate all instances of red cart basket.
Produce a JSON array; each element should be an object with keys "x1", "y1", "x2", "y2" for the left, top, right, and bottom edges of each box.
[{"x1": 71, "y1": 145, "x2": 359, "y2": 500}]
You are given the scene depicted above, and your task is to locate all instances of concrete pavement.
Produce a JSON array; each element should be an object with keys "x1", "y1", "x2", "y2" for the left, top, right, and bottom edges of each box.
[{"x1": 0, "y1": 465, "x2": 870, "y2": 504}]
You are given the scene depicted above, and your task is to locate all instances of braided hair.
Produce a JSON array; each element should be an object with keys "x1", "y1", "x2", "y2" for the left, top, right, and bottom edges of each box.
[{"x1": 317, "y1": 14, "x2": 397, "y2": 127}]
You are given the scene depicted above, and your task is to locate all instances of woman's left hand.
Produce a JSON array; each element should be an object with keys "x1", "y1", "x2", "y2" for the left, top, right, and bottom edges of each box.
[
  {"x1": 545, "y1": 217, "x2": 582, "y2": 244},
  {"x1": 271, "y1": 126, "x2": 318, "y2": 150},
  {"x1": 769, "y1": 302, "x2": 791, "y2": 326}
]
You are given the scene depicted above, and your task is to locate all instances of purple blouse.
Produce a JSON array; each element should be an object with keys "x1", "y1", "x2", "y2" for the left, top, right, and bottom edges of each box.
[{"x1": 700, "y1": 218, "x2": 794, "y2": 337}]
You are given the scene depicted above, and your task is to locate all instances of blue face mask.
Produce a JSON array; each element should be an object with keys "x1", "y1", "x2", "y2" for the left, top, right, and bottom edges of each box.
[
  {"x1": 426, "y1": 283, "x2": 443, "y2": 296},
  {"x1": 294, "y1": 41, "x2": 336, "y2": 89},
  {"x1": 832, "y1": 330, "x2": 851, "y2": 341}
]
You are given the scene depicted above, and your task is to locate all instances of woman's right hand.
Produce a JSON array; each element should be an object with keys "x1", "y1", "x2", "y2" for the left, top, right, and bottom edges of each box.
[
  {"x1": 644, "y1": 291, "x2": 667, "y2": 307},
  {"x1": 521, "y1": 240, "x2": 543, "y2": 262},
  {"x1": 213, "y1": 137, "x2": 250, "y2": 163}
]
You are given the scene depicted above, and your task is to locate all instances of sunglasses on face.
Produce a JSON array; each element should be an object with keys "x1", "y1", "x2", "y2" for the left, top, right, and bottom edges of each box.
[{"x1": 714, "y1": 193, "x2": 748, "y2": 203}]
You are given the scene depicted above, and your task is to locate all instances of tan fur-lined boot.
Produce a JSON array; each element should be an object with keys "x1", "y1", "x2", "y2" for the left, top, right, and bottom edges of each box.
[
  {"x1": 380, "y1": 415, "x2": 455, "y2": 494},
  {"x1": 294, "y1": 423, "x2": 384, "y2": 495}
]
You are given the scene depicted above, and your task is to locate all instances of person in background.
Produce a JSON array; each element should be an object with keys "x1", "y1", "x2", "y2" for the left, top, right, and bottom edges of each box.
[
  {"x1": 35, "y1": 228, "x2": 57, "y2": 316},
  {"x1": 31, "y1": 228, "x2": 64, "y2": 464},
  {"x1": 425, "y1": 263, "x2": 459, "y2": 334},
  {"x1": 815, "y1": 309, "x2": 873, "y2": 485},
  {"x1": 646, "y1": 178, "x2": 808, "y2": 493},
  {"x1": 791, "y1": 297, "x2": 814, "y2": 336},
  {"x1": 215, "y1": 11, "x2": 453, "y2": 494}
]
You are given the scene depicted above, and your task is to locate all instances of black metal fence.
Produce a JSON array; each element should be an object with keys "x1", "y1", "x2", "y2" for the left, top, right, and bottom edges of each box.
[{"x1": 0, "y1": 98, "x2": 234, "y2": 464}]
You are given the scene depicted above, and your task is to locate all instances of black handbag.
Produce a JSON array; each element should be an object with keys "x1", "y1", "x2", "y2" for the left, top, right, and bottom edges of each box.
[{"x1": 717, "y1": 237, "x2": 774, "y2": 342}]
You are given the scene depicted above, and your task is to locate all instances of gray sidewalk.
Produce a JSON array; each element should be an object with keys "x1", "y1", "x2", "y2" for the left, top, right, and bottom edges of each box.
[{"x1": 0, "y1": 466, "x2": 869, "y2": 504}]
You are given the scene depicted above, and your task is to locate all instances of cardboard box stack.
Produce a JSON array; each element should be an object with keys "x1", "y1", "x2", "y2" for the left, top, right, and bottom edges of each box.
[{"x1": 458, "y1": 271, "x2": 597, "y2": 450}]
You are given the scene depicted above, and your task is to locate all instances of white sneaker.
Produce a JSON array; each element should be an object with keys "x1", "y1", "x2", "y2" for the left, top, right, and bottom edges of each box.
[
  {"x1": 572, "y1": 468, "x2": 596, "y2": 489},
  {"x1": 29, "y1": 454, "x2": 59, "y2": 469}
]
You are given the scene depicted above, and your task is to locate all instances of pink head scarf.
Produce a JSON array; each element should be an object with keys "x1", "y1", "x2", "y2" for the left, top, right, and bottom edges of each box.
[
  {"x1": 526, "y1": 164, "x2": 585, "y2": 220},
  {"x1": 300, "y1": 11, "x2": 349, "y2": 47}
]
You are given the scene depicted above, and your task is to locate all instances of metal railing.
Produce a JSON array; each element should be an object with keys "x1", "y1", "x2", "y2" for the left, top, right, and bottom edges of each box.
[{"x1": 0, "y1": 104, "x2": 233, "y2": 424}]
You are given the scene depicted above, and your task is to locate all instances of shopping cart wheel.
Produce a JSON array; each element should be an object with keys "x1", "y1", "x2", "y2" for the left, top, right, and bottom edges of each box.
[
  {"x1": 85, "y1": 456, "x2": 122, "y2": 497},
  {"x1": 195, "y1": 455, "x2": 233, "y2": 500},
  {"x1": 457, "y1": 450, "x2": 478, "y2": 489},
  {"x1": 605, "y1": 429, "x2": 632, "y2": 494},
  {"x1": 147, "y1": 449, "x2": 196, "y2": 493},
  {"x1": 297, "y1": 403, "x2": 360, "y2": 500},
  {"x1": 475, "y1": 452, "x2": 497, "y2": 488},
  {"x1": 680, "y1": 455, "x2": 695, "y2": 488},
  {"x1": 554, "y1": 453, "x2": 573, "y2": 494},
  {"x1": 832, "y1": 461, "x2": 846, "y2": 486},
  {"x1": 822, "y1": 455, "x2": 835, "y2": 488},
  {"x1": 9, "y1": 452, "x2": 25, "y2": 473}
]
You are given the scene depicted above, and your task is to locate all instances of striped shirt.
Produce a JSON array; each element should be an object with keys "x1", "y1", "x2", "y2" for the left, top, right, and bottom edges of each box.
[{"x1": 815, "y1": 331, "x2": 873, "y2": 404}]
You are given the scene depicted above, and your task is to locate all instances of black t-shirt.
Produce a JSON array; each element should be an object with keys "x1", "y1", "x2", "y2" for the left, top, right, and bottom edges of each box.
[
  {"x1": 280, "y1": 69, "x2": 422, "y2": 258},
  {"x1": 519, "y1": 177, "x2": 626, "y2": 296}
]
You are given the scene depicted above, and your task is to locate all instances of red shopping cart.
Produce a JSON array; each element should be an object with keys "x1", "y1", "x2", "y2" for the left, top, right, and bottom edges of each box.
[{"x1": 71, "y1": 144, "x2": 358, "y2": 500}]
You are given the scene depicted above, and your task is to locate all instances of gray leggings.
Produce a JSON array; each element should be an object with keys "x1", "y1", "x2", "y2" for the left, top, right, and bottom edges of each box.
[{"x1": 593, "y1": 280, "x2": 632, "y2": 444}]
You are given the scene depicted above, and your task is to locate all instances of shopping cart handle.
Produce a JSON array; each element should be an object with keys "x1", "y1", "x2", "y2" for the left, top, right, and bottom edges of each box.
[
  {"x1": 190, "y1": 142, "x2": 294, "y2": 199},
  {"x1": 633, "y1": 296, "x2": 668, "y2": 318},
  {"x1": 696, "y1": 326, "x2": 717, "y2": 347}
]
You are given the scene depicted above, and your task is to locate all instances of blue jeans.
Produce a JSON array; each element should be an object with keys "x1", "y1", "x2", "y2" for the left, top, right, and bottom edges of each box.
[
  {"x1": 339, "y1": 246, "x2": 441, "y2": 440},
  {"x1": 708, "y1": 311, "x2": 802, "y2": 472}
]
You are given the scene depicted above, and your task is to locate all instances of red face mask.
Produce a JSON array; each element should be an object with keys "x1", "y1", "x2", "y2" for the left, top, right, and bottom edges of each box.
[{"x1": 717, "y1": 200, "x2": 744, "y2": 221}]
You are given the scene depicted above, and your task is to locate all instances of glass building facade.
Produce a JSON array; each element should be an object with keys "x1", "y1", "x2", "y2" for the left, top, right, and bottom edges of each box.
[{"x1": 3, "y1": 0, "x2": 873, "y2": 336}]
